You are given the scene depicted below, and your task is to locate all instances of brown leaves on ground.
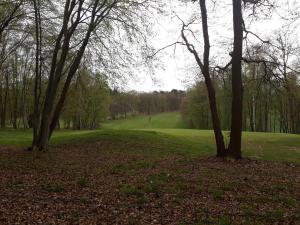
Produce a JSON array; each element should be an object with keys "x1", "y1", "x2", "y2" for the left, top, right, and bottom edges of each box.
[{"x1": 0, "y1": 140, "x2": 299, "y2": 225}]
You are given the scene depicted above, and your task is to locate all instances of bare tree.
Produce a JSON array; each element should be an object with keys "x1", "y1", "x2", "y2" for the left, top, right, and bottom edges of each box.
[
  {"x1": 0, "y1": 0, "x2": 23, "y2": 42},
  {"x1": 177, "y1": 0, "x2": 277, "y2": 158},
  {"x1": 181, "y1": 0, "x2": 227, "y2": 157}
]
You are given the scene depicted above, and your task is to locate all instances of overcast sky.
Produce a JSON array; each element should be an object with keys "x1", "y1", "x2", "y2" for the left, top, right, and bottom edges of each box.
[{"x1": 125, "y1": 0, "x2": 300, "y2": 92}]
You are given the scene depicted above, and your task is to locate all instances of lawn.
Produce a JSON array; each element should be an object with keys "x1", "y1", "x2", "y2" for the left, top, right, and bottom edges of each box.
[
  {"x1": 102, "y1": 112, "x2": 300, "y2": 163},
  {"x1": 0, "y1": 113, "x2": 299, "y2": 224},
  {"x1": 102, "y1": 111, "x2": 188, "y2": 129},
  {"x1": 1, "y1": 113, "x2": 300, "y2": 164}
]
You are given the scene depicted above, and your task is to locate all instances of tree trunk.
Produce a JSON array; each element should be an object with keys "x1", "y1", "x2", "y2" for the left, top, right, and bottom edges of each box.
[
  {"x1": 185, "y1": 0, "x2": 227, "y2": 157},
  {"x1": 201, "y1": 0, "x2": 226, "y2": 156},
  {"x1": 31, "y1": 0, "x2": 42, "y2": 148},
  {"x1": 205, "y1": 78, "x2": 227, "y2": 157},
  {"x1": 48, "y1": 25, "x2": 93, "y2": 138},
  {"x1": 228, "y1": 0, "x2": 243, "y2": 159},
  {"x1": 1, "y1": 73, "x2": 9, "y2": 128}
]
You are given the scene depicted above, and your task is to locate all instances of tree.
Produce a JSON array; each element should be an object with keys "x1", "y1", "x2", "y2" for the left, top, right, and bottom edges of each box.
[
  {"x1": 0, "y1": 0, "x2": 26, "y2": 128},
  {"x1": 32, "y1": 0, "x2": 116, "y2": 149},
  {"x1": 62, "y1": 68, "x2": 110, "y2": 129},
  {"x1": 31, "y1": 0, "x2": 155, "y2": 150},
  {"x1": 181, "y1": 82, "x2": 211, "y2": 129},
  {"x1": 178, "y1": 0, "x2": 280, "y2": 158},
  {"x1": 181, "y1": 0, "x2": 227, "y2": 157},
  {"x1": 32, "y1": 0, "x2": 42, "y2": 145},
  {"x1": 0, "y1": 0, "x2": 23, "y2": 41},
  {"x1": 227, "y1": 0, "x2": 243, "y2": 159}
]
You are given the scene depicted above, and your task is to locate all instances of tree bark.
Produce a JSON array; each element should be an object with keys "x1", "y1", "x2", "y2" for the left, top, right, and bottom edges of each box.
[
  {"x1": 0, "y1": 73, "x2": 9, "y2": 128},
  {"x1": 31, "y1": 0, "x2": 42, "y2": 149},
  {"x1": 200, "y1": 0, "x2": 226, "y2": 157},
  {"x1": 228, "y1": 0, "x2": 243, "y2": 159},
  {"x1": 49, "y1": 26, "x2": 93, "y2": 138}
]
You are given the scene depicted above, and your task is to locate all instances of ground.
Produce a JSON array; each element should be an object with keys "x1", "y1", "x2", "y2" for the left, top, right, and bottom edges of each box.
[{"x1": 0, "y1": 112, "x2": 299, "y2": 224}]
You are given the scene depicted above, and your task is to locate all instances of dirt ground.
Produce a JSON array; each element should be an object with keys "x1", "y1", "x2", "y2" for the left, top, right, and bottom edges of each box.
[{"x1": 0, "y1": 141, "x2": 299, "y2": 225}]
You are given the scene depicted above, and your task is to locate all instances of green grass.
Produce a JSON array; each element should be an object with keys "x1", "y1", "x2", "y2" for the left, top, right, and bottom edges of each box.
[
  {"x1": 0, "y1": 128, "x2": 97, "y2": 147},
  {"x1": 102, "y1": 112, "x2": 300, "y2": 163},
  {"x1": 145, "y1": 129, "x2": 300, "y2": 163},
  {"x1": 102, "y1": 111, "x2": 188, "y2": 129},
  {"x1": 0, "y1": 112, "x2": 299, "y2": 164}
]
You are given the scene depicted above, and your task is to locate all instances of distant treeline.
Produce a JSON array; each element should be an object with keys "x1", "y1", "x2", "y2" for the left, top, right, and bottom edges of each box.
[
  {"x1": 3, "y1": 61, "x2": 300, "y2": 135},
  {"x1": 2, "y1": 62, "x2": 299, "y2": 134},
  {"x1": 181, "y1": 64, "x2": 300, "y2": 134},
  {"x1": 109, "y1": 89, "x2": 186, "y2": 120},
  {"x1": 0, "y1": 63, "x2": 185, "y2": 130},
  {"x1": 0, "y1": 68, "x2": 111, "y2": 130}
]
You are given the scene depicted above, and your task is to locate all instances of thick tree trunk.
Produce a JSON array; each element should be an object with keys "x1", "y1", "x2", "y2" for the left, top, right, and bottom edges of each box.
[
  {"x1": 228, "y1": 0, "x2": 243, "y2": 159},
  {"x1": 48, "y1": 27, "x2": 93, "y2": 138},
  {"x1": 35, "y1": 31, "x2": 73, "y2": 149},
  {"x1": 33, "y1": 0, "x2": 85, "y2": 149},
  {"x1": 31, "y1": 0, "x2": 42, "y2": 148}
]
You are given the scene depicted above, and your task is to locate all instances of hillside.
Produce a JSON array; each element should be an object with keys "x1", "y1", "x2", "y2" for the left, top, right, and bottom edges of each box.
[
  {"x1": 1, "y1": 113, "x2": 300, "y2": 224},
  {"x1": 102, "y1": 112, "x2": 188, "y2": 129},
  {"x1": 1, "y1": 112, "x2": 299, "y2": 164}
]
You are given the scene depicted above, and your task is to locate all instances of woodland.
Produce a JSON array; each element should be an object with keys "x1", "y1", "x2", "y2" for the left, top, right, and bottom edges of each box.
[{"x1": 0, "y1": 0, "x2": 299, "y2": 224}]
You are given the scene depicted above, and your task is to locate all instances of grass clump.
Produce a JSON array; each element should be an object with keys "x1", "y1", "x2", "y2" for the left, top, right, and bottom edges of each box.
[
  {"x1": 119, "y1": 184, "x2": 144, "y2": 198},
  {"x1": 76, "y1": 176, "x2": 89, "y2": 188},
  {"x1": 218, "y1": 216, "x2": 232, "y2": 225},
  {"x1": 135, "y1": 160, "x2": 155, "y2": 169},
  {"x1": 111, "y1": 160, "x2": 155, "y2": 175},
  {"x1": 264, "y1": 208, "x2": 285, "y2": 221},
  {"x1": 210, "y1": 190, "x2": 225, "y2": 200},
  {"x1": 145, "y1": 172, "x2": 171, "y2": 193},
  {"x1": 41, "y1": 183, "x2": 65, "y2": 193},
  {"x1": 111, "y1": 164, "x2": 130, "y2": 174}
]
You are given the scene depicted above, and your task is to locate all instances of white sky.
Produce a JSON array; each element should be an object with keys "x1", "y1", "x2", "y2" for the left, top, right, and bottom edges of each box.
[{"x1": 126, "y1": 0, "x2": 300, "y2": 92}]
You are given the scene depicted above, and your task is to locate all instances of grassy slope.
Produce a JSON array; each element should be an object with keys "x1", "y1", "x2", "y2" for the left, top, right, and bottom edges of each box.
[
  {"x1": 0, "y1": 129, "x2": 97, "y2": 147},
  {"x1": 1, "y1": 113, "x2": 299, "y2": 224},
  {"x1": 1, "y1": 111, "x2": 299, "y2": 163},
  {"x1": 153, "y1": 129, "x2": 300, "y2": 163},
  {"x1": 102, "y1": 112, "x2": 188, "y2": 129},
  {"x1": 103, "y1": 112, "x2": 300, "y2": 163}
]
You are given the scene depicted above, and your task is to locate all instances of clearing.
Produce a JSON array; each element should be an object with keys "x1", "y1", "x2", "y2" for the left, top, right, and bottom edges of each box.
[{"x1": 0, "y1": 112, "x2": 299, "y2": 224}]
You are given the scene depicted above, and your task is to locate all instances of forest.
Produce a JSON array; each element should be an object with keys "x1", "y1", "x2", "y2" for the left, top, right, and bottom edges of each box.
[{"x1": 0, "y1": 0, "x2": 300, "y2": 224}]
